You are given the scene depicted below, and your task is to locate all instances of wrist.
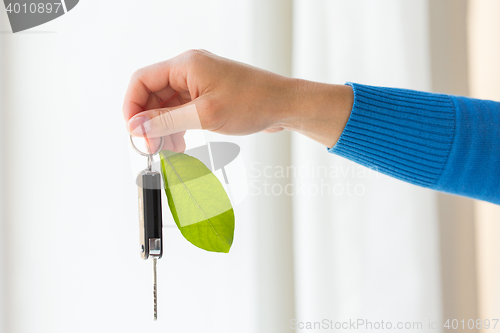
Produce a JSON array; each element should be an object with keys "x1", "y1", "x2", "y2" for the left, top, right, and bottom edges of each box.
[{"x1": 284, "y1": 79, "x2": 354, "y2": 148}]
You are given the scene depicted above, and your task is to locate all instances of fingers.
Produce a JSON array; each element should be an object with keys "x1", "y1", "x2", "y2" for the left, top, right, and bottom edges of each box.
[
  {"x1": 131, "y1": 132, "x2": 185, "y2": 156},
  {"x1": 162, "y1": 135, "x2": 174, "y2": 152},
  {"x1": 128, "y1": 102, "x2": 202, "y2": 139},
  {"x1": 161, "y1": 91, "x2": 190, "y2": 109},
  {"x1": 122, "y1": 58, "x2": 190, "y2": 122},
  {"x1": 129, "y1": 79, "x2": 181, "y2": 154},
  {"x1": 127, "y1": 66, "x2": 193, "y2": 154},
  {"x1": 151, "y1": 86, "x2": 178, "y2": 107},
  {"x1": 168, "y1": 131, "x2": 187, "y2": 153},
  {"x1": 145, "y1": 137, "x2": 163, "y2": 154},
  {"x1": 158, "y1": 132, "x2": 186, "y2": 153}
]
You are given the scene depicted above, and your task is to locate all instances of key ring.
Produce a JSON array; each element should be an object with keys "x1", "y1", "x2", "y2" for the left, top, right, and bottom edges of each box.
[{"x1": 129, "y1": 135, "x2": 164, "y2": 171}]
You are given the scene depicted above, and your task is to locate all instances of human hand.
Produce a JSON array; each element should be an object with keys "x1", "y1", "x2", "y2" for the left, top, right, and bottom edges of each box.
[{"x1": 122, "y1": 49, "x2": 353, "y2": 151}]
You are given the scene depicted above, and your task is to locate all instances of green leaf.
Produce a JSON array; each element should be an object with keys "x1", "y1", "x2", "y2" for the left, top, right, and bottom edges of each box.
[{"x1": 160, "y1": 150, "x2": 235, "y2": 253}]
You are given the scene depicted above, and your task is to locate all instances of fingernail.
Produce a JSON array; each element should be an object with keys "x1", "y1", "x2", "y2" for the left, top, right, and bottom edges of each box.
[{"x1": 129, "y1": 116, "x2": 151, "y2": 135}]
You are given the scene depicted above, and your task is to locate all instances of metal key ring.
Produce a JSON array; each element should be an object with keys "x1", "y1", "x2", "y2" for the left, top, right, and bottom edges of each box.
[
  {"x1": 130, "y1": 135, "x2": 164, "y2": 171},
  {"x1": 129, "y1": 135, "x2": 164, "y2": 157}
]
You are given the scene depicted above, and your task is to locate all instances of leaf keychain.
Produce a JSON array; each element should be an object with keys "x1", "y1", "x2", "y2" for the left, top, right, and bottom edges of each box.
[
  {"x1": 130, "y1": 135, "x2": 236, "y2": 321},
  {"x1": 160, "y1": 150, "x2": 235, "y2": 253}
]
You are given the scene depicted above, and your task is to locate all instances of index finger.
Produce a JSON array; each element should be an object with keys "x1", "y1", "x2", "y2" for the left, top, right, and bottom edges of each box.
[{"x1": 122, "y1": 58, "x2": 189, "y2": 122}]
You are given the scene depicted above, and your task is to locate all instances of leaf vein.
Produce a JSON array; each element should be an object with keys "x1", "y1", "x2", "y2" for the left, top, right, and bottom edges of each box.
[{"x1": 163, "y1": 154, "x2": 228, "y2": 251}]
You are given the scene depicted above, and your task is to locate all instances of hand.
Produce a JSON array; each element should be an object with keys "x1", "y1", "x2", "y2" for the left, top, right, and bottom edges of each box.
[{"x1": 122, "y1": 49, "x2": 353, "y2": 151}]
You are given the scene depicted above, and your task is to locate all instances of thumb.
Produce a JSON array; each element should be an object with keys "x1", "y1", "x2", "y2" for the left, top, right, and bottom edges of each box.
[{"x1": 128, "y1": 101, "x2": 202, "y2": 138}]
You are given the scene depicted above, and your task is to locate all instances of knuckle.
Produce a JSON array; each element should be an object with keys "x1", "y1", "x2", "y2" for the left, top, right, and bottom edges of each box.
[
  {"x1": 131, "y1": 68, "x2": 144, "y2": 80},
  {"x1": 184, "y1": 49, "x2": 208, "y2": 63},
  {"x1": 130, "y1": 68, "x2": 149, "y2": 87},
  {"x1": 196, "y1": 49, "x2": 211, "y2": 55}
]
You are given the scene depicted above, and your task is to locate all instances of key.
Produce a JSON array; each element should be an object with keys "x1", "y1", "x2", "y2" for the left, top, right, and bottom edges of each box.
[
  {"x1": 138, "y1": 169, "x2": 163, "y2": 320},
  {"x1": 130, "y1": 135, "x2": 164, "y2": 321}
]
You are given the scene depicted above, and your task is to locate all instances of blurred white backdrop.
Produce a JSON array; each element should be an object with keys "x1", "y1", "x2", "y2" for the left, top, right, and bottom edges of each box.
[{"x1": 1, "y1": 1, "x2": 500, "y2": 333}]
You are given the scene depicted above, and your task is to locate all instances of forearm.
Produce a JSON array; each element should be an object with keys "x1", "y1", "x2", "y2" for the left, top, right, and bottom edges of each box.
[{"x1": 283, "y1": 79, "x2": 354, "y2": 148}]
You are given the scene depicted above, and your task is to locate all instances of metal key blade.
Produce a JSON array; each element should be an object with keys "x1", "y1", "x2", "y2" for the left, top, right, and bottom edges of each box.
[{"x1": 153, "y1": 257, "x2": 158, "y2": 320}]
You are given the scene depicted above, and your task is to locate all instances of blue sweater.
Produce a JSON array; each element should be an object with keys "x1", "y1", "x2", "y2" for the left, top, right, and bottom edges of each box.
[{"x1": 328, "y1": 83, "x2": 500, "y2": 205}]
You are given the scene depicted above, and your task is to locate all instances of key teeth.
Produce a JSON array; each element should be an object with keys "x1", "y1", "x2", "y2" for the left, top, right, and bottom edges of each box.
[
  {"x1": 153, "y1": 257, "x2": 158, "y2": 321},
  {"x1": 154, "y1": 283, "x2": 157, "y2": 320}
]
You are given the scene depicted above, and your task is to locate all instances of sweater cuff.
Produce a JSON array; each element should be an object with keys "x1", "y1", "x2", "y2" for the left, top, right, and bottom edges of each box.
[{"x1": 328, "y1": 82, "x2": 456, "y2": 187}]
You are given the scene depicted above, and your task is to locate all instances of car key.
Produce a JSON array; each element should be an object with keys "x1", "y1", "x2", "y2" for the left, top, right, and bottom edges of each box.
[
  {"x1": 130, "y1": 135, "x2": 164, "y2": 320},
  {"x1": 138, "y1": 168, "x2": 163, "y2": 320}
]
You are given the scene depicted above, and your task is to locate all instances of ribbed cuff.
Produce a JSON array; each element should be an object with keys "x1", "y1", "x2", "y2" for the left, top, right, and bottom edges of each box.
[{"x1": 328, "y1": 82, "x2": 456, "y2": 187}]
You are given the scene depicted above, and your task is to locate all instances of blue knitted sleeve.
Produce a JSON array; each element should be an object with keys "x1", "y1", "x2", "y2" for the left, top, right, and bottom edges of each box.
[{"x1": 328, "y1": 82, "x2": 500, "y2": 204}]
